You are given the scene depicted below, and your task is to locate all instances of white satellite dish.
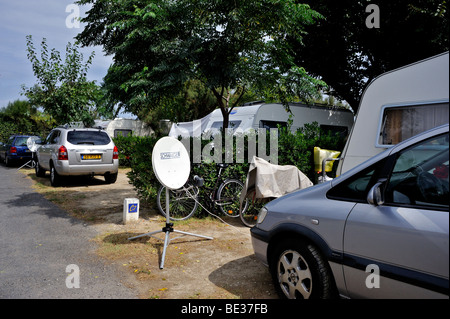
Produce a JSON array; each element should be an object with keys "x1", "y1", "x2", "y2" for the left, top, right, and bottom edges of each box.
[
  {"x1": 152, "y1": 136, "x2": 190, "y2": 190},
  {"x1": 26, "y1": 136, "x2": 40, "y2": 153},
  {"x1": 17, "y1": 136, "x2": 40, "y2": 170},
  {"x1": 128, "y1": 136, "x2": 212, "y2": 269}
]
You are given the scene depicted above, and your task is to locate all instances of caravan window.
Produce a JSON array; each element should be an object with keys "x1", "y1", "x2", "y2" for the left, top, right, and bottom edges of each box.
[
  {"x1": 378, "y1": 102, "x2": 449, "y2": 146},
  {"x1": 259, "y1": 120, "x2": 287, "y2": 130},
  {"x1": 209, "y1": 121, "x2": 242, "y2": 132},
  {"x1": 114, "y1": 129, "x2": 132, "y2": 137}
]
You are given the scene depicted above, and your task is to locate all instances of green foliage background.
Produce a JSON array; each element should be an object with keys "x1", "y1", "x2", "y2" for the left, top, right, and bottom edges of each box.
[
  {"x1": 115, "y1": 122, "x2": 346, "y2": 214},
  {"x1": 0, "y1": 100, "x2": 54, "y2": 143}
]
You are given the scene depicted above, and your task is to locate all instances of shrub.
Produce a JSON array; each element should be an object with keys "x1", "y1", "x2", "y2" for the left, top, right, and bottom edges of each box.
[
  {"x1": 125, "y1": 135, "x2": 159, "y2": 203},
  {"x1": 113, "y1": 135, "x2": 139, "y2": 167}
]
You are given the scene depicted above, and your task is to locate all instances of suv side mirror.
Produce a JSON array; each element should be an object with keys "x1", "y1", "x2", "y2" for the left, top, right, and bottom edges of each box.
[{"x1": 367, "y1": 181, "x2": 385, "y2": 206}]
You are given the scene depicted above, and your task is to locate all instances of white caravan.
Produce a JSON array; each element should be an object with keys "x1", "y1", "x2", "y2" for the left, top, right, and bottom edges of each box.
[
  {"x1": 94, "y1": 118, "x2": 154, "y2": 138},
  {"x1": 169, "y1": 102, "x2": 354, "y2": 138},
  {"x1": 337, "y1": 52, "x2": 449, "y2": 175}
]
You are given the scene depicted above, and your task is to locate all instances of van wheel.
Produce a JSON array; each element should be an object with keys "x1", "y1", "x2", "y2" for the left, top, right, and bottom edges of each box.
[
  {"x1": 270, "y1": 239, "x2": 334, "y2": 299},
  {"x1": 50, "y1": 164, "x2": 61, "y2": 187},
  {"x1": 105, "y1": 172, "x2": 118, "y2": 184}
]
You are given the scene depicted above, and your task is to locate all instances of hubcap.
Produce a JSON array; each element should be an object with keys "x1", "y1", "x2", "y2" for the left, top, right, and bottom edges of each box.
[{"x1": 277, "y1": 250, "x2": 312, "y2": 299}]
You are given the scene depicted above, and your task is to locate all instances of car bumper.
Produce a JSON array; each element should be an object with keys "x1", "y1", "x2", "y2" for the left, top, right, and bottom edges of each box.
[
  {"x1": 55, "y1": 160, "x2": 119, "y2": 176},
  {"x1": 250, "y1": 227, "x2": 269, "y2": 267},
  {"x1": 9, "y1": 154, "x2": 33, "y2": 161}
]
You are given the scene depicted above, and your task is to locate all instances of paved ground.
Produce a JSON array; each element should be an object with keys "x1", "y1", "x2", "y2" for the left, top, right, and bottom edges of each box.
[{"x1": 0, "y1": 165, "x2": 138, "y2": 299}]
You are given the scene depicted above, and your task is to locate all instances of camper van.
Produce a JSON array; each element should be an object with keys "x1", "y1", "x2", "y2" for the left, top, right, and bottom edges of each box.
[
  {"x1": 169, "y1": 102, "x2": 354, "y2": 138},
  {"x1": 336, "y1": 52, "x2": 449, "y2": 176}
]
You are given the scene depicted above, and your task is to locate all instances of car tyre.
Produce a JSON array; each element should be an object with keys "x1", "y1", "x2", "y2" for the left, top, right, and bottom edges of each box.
[
  {"x1": 104, "y1": 172, "x2": 118, "y2": 184},
  {"x1": 5, "y1": 156, "x2": 12, "y2": 167},
  {"x1": 35, "y1": 161, "x2": 46, "y2": 177},
  {"x1": 270, "y1": 239, "x2": 335, "y2": 299},
  {"x1": 50, "y1": 164, "x2": 61, "y2": 187}
]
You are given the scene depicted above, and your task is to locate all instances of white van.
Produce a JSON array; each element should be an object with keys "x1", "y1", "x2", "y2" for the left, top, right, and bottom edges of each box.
[
  {"x1": 169, "y1": 102, "x2": 354, "y2": 138},
  {"x1": 337, "y1": 52, "x2": 449, "y2": 176}
]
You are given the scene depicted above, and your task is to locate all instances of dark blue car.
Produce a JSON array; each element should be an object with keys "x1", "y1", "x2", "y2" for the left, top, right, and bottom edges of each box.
[{"x1": 0, "y1": 135, "x2": 40, "y2": 167}]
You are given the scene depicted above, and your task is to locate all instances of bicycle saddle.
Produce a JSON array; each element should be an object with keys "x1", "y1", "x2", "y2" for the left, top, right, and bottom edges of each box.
[{"x1": 217, "y1": 163, "x2": 229, "y2": 168}]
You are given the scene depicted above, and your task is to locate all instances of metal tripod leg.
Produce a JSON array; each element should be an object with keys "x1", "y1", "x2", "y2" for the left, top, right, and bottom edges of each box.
[{"x1": 17, "y1": 160, "x2": 36, "y2": 171}]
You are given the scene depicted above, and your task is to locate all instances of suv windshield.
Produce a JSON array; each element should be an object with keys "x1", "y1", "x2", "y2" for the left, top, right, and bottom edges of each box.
[{"x1": 67, "y1": 130, "x2": 111, "y2": 145}]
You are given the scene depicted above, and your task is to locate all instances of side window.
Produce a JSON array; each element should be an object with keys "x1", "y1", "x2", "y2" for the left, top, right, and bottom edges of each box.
[
  {"x1": 45, "y1": 131, "x2": 55, "y2": 145},
  {"x1": 327, "y1": 160, "x2": 385, "y2": 202},
  {"x1": 49, "y1": 131, "x2": 60, "y2": 144},
  {"x1": 384, "y1": 133, "x2": 449, "y2": 209},
  {"x1": 45, "y1": 131, "x2": 60, "y2": 145}
]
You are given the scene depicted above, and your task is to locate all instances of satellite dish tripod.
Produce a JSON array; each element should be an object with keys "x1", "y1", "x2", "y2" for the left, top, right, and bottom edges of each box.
[
  {"x1": 17, "y1": 152, "x2": 37, "y2": 170},
  {"x1": 128, "y1": 188, "x2": 213, "y2": 269},
  {"x1": 128, "y1": 136, "x2": 212, "y2": 269},
  {"x1": 17, "y1": 136, "x2": 40, "y2": 171}
]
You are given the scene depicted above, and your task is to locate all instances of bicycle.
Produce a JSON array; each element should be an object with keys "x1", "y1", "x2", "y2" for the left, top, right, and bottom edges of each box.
[
  {"x1": 156, "y1": 163, "x2": 249, "y2": 221},
  {"x1": 239, "y1": 187, "x2": 272, "y2": 227}
]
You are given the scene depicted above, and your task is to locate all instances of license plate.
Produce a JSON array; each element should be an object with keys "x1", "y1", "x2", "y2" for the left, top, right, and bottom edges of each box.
[{"x1": 81, "y1": 154, "x2": 102, "y2": 160}]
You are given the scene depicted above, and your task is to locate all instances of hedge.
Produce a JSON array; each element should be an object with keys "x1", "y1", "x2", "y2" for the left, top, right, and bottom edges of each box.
[{"x1": 114, "y1": 122, "x2": 346, "y2": 213}]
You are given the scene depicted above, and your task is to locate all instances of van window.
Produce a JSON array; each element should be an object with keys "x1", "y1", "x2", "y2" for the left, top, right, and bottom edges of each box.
[
  {"x1": 385, "y1": 133, "x2": 449, "y2": 209},
  {"x1": 378, "y1": 102, "x2": 449, "y2": 146},
  {"x1": 327, "y1": 159, "x2": 386, "y2": 202}
]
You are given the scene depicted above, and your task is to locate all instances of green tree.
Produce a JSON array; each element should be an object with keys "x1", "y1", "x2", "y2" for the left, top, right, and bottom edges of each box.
[
  {"x1": 76, "y1": 0, "x2": 326, "y2": 129},
  {"x1": 0, "y1": 99, "x2": 55, "y2": 141},
  {"x1": 290, "y1": 0, "x2": 449, "y2": 112},
  {"x1": 22, "y1": 35, "x2": 103, "y2": 126}
]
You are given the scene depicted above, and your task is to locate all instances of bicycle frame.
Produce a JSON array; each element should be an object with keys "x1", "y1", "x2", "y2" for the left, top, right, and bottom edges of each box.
[
  {"x1": 157, "y1": 163, "x2": 246, "y2": 221},
  {"x1": 195, "y1": 164, "x2": 239, "y2": 209}
]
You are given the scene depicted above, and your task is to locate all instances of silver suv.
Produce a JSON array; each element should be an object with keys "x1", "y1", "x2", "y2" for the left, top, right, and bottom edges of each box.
[{"x1": 35, "y1": 126, "x2": 119, "y2": 186}]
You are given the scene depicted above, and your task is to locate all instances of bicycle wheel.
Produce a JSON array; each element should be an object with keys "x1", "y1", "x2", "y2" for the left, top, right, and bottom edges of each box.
[
  {"x1": 157, "y1": 184, "x2": 198, "y2": 221},
  {"x1": 217, "y1": 179, "x2": 247, "y2": 217},
  {"x1": 239, "y1": 189, "x2": 266, "y2": 227}
]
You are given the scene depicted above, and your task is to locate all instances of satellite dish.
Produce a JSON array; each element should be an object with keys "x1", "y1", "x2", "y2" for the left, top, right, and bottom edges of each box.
[
  {"x1": 129, "y1": 136, "x2": 212, "y2": 269},
  {"x1": 152, "y1": 136, "x2": 190, "y2": 190},
  {"x1": 27, "y1": 136, "x2": 40, "y2": 152}
]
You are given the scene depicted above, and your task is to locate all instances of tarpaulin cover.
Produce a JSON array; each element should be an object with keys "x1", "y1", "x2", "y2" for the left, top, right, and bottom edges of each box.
[{"x1": 240, "y1": 156, "x2": 313, "y2": 204}]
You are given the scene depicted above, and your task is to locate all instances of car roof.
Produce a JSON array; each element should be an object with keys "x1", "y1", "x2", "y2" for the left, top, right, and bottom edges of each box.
[
  {"x1": 10, "y1": 134, "x2": 38, "y2": 138},
  {"x1": 54, "y1": 127, "x2": 107, "y2": 132}
]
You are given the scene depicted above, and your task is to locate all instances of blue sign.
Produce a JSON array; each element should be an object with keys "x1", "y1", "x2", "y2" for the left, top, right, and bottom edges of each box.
[{"x1": 128, "y1": 203, "x2": 138, "y2": 213}]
